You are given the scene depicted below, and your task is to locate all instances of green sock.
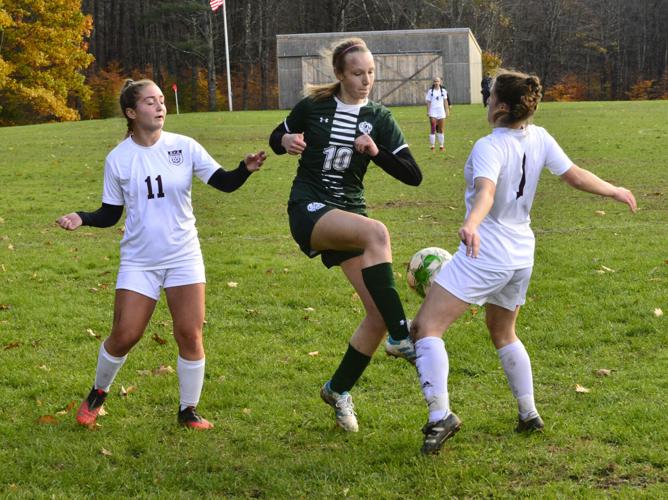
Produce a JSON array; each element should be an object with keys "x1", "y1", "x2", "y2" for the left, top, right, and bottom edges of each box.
[
  {"x1": 330, "y1": 344, "x2": 371, "y2": 394},
  {"x1": 361, "y1": 262, "x2": 409, "y2": 341}
]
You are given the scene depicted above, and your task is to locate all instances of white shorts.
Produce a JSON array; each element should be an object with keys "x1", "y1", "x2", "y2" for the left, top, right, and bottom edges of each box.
[
  {"x1": 433, "y1": 251, "x2": 532, "y2": 311},
  {"x1": 116, "y1": 263, "x2": 206, "y2": 301}
]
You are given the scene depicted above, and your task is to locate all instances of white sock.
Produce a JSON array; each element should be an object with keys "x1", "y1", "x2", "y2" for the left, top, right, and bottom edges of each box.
[
  {"x1": 437, "y1": 133, "x2": 444, "y2": 147},
  {"x1": 497, "y1": 340, "x2": 538, "y2": 420},
  {"x1": 429, "y1": 134, "x2": 435, "y2": 146},
  {"x1": 178, "y1": 355, "x2": 205, "y2": 411},
  {"x1": 416, "y1": 337, "x2": 450, "y2": 423},
  {"x1": 94, "y1": 342, "x2": 127, "y2": 393}
]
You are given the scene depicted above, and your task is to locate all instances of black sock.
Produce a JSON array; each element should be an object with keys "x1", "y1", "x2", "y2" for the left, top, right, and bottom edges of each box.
[
  {"x1": 361, "y1": 262, "x2": 409, "y2": 341},
  {"x1": 330, "y1": 344, "x2": 371, "y2": 394}
]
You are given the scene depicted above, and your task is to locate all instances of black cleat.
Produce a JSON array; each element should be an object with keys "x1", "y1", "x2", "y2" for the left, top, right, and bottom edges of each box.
[
  {"x1": 515, "y1": 415, "x2": 544, "y2": 433},
  {"x1": 421, "y1": 412, "x2": 462, "y2": 455}
]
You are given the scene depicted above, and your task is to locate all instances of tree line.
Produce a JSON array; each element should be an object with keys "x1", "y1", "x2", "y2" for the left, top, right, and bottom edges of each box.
[{"x1": 1, "y1": 0, "x2": 666, "y2": 125}]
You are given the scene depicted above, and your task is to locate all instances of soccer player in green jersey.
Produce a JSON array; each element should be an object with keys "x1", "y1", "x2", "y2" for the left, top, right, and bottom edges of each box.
[{"x1": 269, "y1": 38, "x2": 422, "y2": 432}]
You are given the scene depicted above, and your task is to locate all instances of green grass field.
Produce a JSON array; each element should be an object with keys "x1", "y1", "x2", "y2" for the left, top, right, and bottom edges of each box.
[{"x1": 0, "y1": 101, "x2": 666, "y2": 498}]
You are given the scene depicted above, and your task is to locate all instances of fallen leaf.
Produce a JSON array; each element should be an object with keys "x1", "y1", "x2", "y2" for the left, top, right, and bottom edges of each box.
[
  {"x1": 38, "y1": 365, "x2": 49, "y2": 371},
  {"x1": 7, "y1": 244, "x2": 14, "y2": 251},
  {"x1": 89, "y1": 287, "x2": 98, "y2": 293},
  {"x1": 594, "y1": 369, "x2": 612, "y2": 377},
  {"x1": 152, "y1": 364, "x2": 175, "y2": 376},
  {"x1": 37, "y1": 415, "x2": 58, "y2": 425},
  {"x1": 601, "y1": 265, "x2": 616, "y2": 273},
  {"x1": 0, "y1": 304, "x2": 10, "y2": 310},
  {"x1": 242, "y1": 408, "x2": 252, "y2": 415},
  {"x1": 470, "y1": 306, "x2": 479, "y2": 316},
  {"x1": 227, "y1": 281, "x2": 238, "y2": 288},
  {"x1": 98, "y1": 407, "x2": 107, "y2": 416},
  {"x1": 594, "y1": 210, "x2": 606, "y2": 216},
  {"x1": 654, "y1": 308, "x2": 664, "y2": 317},
  {"x1": 100, "y1": 448, "x2": 112, "y2": 457},
  {"x1": 151, "y1": 333, "x2": 167, "y2": 345},
  {"x1": 308, "y1": 351, "x2": 319, "y2": 357},
  {"x1": 86, "y1": 328, "x2": 101, "y2": 339},
  {"x1": 304, "y1": 307, "x2": 315, "y2": 312},
  {"x1": 3, "y1": 341, "x2": 20, "y2": 350},
  {"x1": 137, "y1": 369, "x2": 151, "y2": 376},
  {"x1": 575, "y1": 384, "x2": 591, "y2": 393}
]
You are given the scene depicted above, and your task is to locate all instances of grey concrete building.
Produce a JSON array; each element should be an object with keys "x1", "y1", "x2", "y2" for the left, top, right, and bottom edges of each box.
[{"x1": 276, "y1": 28, "x2": 483, "y2": 109}]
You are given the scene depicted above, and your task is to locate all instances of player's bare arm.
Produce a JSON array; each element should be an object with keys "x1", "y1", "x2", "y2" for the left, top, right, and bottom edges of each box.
[
  {"x1": 560, "y1": 165, "x2": 637, "y2": 212},
  {"x1": 459, "y1": 177, "x2": 495, "y2": 258}
]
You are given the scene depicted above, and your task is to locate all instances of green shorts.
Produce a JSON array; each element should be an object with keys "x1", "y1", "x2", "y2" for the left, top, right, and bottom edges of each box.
[{"x1": 287, "y1": 201, "x2": 364, "y2": 268}]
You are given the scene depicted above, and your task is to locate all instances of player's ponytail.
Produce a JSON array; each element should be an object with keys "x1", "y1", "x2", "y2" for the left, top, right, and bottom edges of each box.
[
  {"x1": 305, "y1": 38, "x2": 370, "y2": 101},
  {"x1": 490, "y1": 69, "x2": 543, "y2": 126},
  {"x1": 119, "y1": 78, "x2": 156, "y2": 138}
]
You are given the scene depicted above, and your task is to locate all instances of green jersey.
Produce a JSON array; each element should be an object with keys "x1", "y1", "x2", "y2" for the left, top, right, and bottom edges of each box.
[{"x1": 285, "y1": 95, "x2": 408, "y2": 213}]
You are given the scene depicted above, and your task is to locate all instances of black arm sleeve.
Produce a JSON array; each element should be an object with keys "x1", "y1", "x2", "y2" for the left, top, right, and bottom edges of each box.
[
  {"x1": 76, "y1": 203, "x2": 123, "y2": 228},
  {"x1": 207, "y1": 161, "x2": 252, "y2": 193},
  {"x1": 371, "y1": 146, "x2": 422, "y2": 186},
  {"x1": 269, "y1": 122, "x2": 288, "y2": 155}
]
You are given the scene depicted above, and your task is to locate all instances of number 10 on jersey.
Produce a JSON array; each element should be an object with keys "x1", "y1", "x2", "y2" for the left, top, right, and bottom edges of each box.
[{"x1": 323, "y1": 146, "x2": 353, "y2": 172}]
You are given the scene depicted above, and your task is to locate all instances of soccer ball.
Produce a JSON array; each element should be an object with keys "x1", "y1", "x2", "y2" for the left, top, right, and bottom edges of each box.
[{"x1": 406, "y1": 247, "x2": 452, "y2": 298}]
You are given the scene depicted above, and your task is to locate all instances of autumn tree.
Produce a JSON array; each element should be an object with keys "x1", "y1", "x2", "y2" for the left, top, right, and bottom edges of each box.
[{"x1": 0, "y1": 0, "x2": 93, "y2": 125}]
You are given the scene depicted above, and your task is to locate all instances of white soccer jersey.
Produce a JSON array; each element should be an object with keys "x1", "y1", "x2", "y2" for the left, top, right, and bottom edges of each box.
[
  {"x1": 102, "y1": 131, "x2": 220, "y2": 270},
  {"x1": 460, "y1": 125, "x2": 573, "y2": 270},
  {"x1": 425, "y1": 87, "x2": 448, "y2": 118}
]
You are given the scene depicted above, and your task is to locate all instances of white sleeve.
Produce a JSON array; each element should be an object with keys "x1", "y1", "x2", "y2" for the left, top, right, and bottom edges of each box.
[
  {"x1": 543, "y1": 130, "x2": 573, "y2": 176},
  {"x1": 470, "y1": 138, "x2": 503, "y2": 184},
  {"x1": 425, "y1": 90, "x2": 431, "y2": 103},
  {"x1": 101, "y1": 156, "x2": 124, "y2": 205},
  {"x1": 190, "y1": 139, "x2": 222, "y2": 183}
]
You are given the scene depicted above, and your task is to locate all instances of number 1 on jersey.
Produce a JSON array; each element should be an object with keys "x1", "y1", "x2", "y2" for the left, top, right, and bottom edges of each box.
[
  {"x1": 145, "y1": 175, "x2": 165, "y2": 199},
  {"x1": 516, "y1": 154, "x2": 526, "y2": 199}
]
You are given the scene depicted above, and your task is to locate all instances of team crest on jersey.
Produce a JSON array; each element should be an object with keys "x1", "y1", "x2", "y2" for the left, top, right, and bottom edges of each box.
[
  {"x1": 167, "y1": 149, "x2": 184, "y2": 166},
  {"x1": 358, "y1": 121, "x2": 373, "y2": 134}
]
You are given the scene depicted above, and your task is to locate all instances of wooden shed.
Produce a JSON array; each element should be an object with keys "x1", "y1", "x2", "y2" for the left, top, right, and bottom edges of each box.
[{"x1": 276, "y1": 28, "x2": 483, "y2": 109}]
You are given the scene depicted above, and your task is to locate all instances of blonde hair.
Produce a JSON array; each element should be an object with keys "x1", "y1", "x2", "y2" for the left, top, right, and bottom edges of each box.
[
  {"x1": 491, "y1": 69, "x2": 543, "y2": 126},
  {"x1": 119, "y1": 79, "x2": 157, "y2": 138},
  {"x1": 305, "y1": 38, "x2": 370, "y2": 101}
]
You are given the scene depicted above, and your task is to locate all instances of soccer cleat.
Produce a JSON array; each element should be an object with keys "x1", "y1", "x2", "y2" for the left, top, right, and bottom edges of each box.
[
  {"x1": 430, "y1": 145, "x2": 435, "y2": 151},
  {"x1": 439, "y1": 146, "x2": 445, "y2": 151},
  {"x1": 384, "y1": 336, "x2": 416, "y2": 364},
  {"x1": 76, "y1": 387, "x2": 107, "y2": 427},
  {"x1": 515, "y1": 415, "x2": 544, "y2": 433},
  {"x1": 320, "y1": 381, "x2": 358, "y2": 432},
  {"x1": 421, "y1": 412, "x2": 462, "y2": 455},
  {"x1": 178, "y1": 406, "x2": 214, "y2": 430}
]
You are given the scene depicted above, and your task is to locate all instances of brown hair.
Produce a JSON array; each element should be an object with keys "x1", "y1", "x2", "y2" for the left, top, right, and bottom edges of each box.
[
  {"x1": 119, "y1": 79, "x2": 156, "y2": 137},
  {"x1": 491, "y1": 69, "x2": 543, "y2": 126},
  {"x1": 305, "y1": 38, "x2": 370, "y2": 101}
]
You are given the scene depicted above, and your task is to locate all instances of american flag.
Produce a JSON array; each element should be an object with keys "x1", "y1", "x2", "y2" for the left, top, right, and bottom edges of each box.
[{"x1": 210, "y1": 0, "x2": 224, "y2": 11}]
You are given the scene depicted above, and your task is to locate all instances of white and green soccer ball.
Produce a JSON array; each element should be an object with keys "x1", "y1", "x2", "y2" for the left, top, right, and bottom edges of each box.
[{"x1": 406, "y1": 247, "x2": 452, "y2": 298}]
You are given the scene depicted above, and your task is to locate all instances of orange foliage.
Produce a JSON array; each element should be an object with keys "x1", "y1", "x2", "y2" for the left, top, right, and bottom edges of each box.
[{"x1": 543, "y1": 74, "x2": 588, "y2": 102}]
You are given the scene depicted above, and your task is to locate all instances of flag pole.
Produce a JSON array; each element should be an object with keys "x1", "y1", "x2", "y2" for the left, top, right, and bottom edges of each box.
[
  {"x1": 172, "y1": 83, "x2": 180, "y2": 115},
  {"x1": 222, "y1": 1, "x2": 233, "y2": 111}
]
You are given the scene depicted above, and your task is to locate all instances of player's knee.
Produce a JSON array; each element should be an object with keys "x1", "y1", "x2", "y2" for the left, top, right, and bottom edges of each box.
[{"x1": 364, "y1": 220, "x2": 390, "y2": 250}]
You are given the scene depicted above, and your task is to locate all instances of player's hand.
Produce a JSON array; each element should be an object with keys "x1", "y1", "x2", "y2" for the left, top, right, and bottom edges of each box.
[
  {"x1": 56, "y1": 213, "x2": 82, "y2": 231},
  {"x1": 281, "y1": 133, "x2": 306, "y2": 155},
  {"x1": 458, "y1": 224, "x2": 480, "y2": 258},
  {"x1": 244, "y1": 151, "x2": 267, "y2": 172},
  {"x1": 612, "y1": 187, "x2": 637, "y2": 213},
  {"x1": 354, "y1": 134, "x2": 379, "y2": 157}
]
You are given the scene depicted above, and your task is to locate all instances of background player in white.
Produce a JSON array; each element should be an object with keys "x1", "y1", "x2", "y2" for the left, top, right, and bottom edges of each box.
[
  {"x1": 57, "y1": 79, "x2": 266, "y2": 430},
  {"x1": 269, "y1": 38, "x2": 422, "y2": 432},
  {"x1": 425, "y1": 77, "x2": 450, "y2": 152},
  {"x1": 411, "y1": 70, "x2": 637, "y2": 455}
]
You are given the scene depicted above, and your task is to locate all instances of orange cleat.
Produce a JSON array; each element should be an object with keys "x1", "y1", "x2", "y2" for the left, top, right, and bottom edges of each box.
[
  {"x1": 76, "y1": 387, "x2": 107, "y2": 427},
  {"x1": 178, "y1": 406, "x2": 214, "y2": 430}
]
